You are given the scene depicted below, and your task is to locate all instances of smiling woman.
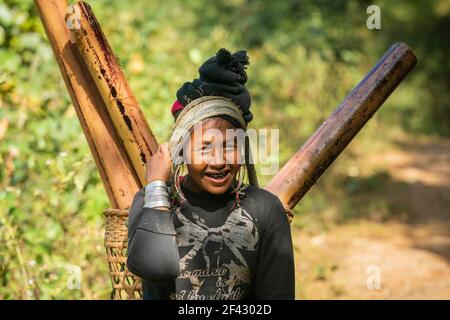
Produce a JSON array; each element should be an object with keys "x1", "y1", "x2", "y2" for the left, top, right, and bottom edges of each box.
[
  {"x1": 126, "y1": 48, "x2": 295, "y2": 300},
  {"x1": 182, "y1": 116, "x2": 243, "y2": 195},
  {"x1": 169, "y1": 95, "x2": 250, "y2": 205}
]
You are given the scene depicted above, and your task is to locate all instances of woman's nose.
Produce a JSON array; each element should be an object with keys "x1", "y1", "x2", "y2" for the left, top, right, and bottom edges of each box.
[{"x1": 208, "y1": 146, "x2": 226, "y2": 166}]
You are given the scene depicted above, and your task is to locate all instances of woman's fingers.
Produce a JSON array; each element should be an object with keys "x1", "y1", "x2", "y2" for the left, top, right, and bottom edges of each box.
[
  {"x1": 145, "y1": 142, "x2": 172, "y2": 184},
  {"x1": 150, "y1": 143, "x2": 171, "y2": 164}
]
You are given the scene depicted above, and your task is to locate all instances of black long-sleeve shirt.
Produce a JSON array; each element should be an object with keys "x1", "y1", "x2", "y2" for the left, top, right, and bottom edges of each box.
[{"x1": 127, "y1": 183, "x2": 295, "y2": 300}]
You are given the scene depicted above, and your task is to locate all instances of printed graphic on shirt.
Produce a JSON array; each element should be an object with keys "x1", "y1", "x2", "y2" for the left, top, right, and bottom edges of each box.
[{"x1": 172, "y1": 206, "x2": 259, "y2": 300}]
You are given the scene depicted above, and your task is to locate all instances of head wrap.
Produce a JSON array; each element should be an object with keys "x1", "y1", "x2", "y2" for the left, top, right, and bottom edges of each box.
[
  {"x1": 168, "y1": 95, "x2": 258, "y2": 206},
  {"x1": 168, "y1": 49, "x2": 259, "y2": 193},
  {"x1": 169, "y1": 96, "x2": 246, "y2": 163},
  {"x1": 171, "y1": 48, "x2": 253, "y2": 124}
]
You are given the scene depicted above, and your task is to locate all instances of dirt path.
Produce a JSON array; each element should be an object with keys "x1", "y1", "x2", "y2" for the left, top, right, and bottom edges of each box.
[{"x1": 294, "y1": 136, "x2": 450, "y2": 299}]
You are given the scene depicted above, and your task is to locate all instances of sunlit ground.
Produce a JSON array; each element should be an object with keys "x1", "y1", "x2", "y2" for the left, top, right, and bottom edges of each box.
[{"x1": 293, "y1": 133, "x2": 450, "y2": 299}]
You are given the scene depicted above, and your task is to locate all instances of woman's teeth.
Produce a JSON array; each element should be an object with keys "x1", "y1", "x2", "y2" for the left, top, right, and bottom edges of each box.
[{"x1": 206, "y1": 171, "x2": 228, "y2": 179}]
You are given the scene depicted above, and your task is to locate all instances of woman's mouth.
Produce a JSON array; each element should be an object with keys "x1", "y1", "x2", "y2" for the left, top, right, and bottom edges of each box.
[{"x1": 204, "y1": 170, "x2": 231, "y2": 185}]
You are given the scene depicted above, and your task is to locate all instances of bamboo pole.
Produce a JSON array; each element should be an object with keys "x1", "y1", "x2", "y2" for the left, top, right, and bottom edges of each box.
[
  {"x1": 35, "y1": 0, "x2": 141, "y2": 209},
  {"x1": 265, "y1": 43, "x2": 417, "y2": 211},
  {"x1": 66, "y1": 2, "x2": 159, "y2": 186}
]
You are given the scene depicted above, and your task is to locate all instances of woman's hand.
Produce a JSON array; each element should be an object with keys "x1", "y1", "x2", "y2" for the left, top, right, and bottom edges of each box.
[{"x1": 145, "y1": 142, "x2": 172, "y2": 184}]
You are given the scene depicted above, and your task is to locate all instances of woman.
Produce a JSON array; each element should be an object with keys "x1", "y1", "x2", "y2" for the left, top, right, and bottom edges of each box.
[{"x1": 127, "y1": 49, "x2": 294, "y2": 300}]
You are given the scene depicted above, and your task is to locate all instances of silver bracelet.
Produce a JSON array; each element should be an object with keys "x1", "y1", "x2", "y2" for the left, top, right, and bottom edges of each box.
[
  {"x1": 144, "y1": 199, "x2": 171, "y2": 209},
  {"x1": 145, "y1": 180, "x2": 168, "y2": 197},
  {"x1": 144, "y1": 188, "x2": 169, "y2": 198},
  {"x1": 144, "y1": 195, "x2": 171, "y2": 208},
  {"x1": 145, "y1": 180, "x2": 167, "y2": 190},
  {"x1": 145, "y1": 195, "x2": 170, "y2": 202},
  {"x1": 144, "y1": 180, "x2": 171, "y2": 209},
  {"x1": 146, "y1": 185, "x2": 167, "y2": 191}
]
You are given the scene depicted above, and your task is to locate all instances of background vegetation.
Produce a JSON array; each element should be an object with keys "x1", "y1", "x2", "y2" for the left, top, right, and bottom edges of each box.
[{"x1": 1, "y1": 0, "x2": 449, "y2": 299}]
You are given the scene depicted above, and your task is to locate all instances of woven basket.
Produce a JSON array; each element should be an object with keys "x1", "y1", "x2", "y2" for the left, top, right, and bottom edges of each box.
[{"x1": 104, "y1": 208, "x2": 143, "y2": 300}]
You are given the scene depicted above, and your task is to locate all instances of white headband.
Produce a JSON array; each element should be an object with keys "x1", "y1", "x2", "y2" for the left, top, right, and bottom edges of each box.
[{"x1": 168, "y1": 96, "x2": 247, "y2": 162}]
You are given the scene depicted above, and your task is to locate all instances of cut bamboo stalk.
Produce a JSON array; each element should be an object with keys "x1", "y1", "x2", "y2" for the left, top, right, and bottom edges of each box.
[
  {"x1": 35, "y1": 0, "x2": 141, "y2": 209},
  {"x1": 66, "y1": 1, "x2": 159, "y2": 186},
  {"x1": 265, "y1": 43, "x2": 417, "y2": 210}
]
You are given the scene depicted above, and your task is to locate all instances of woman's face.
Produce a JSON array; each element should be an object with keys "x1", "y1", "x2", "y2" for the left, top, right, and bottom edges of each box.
[{"x1": 184, "y1": 117, "x2": 243, "y2": 195}]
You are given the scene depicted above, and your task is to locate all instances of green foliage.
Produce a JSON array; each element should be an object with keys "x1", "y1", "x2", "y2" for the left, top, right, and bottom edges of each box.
[{"x1": 1, "y1": 0, "x2": 448, "y2": 299}]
